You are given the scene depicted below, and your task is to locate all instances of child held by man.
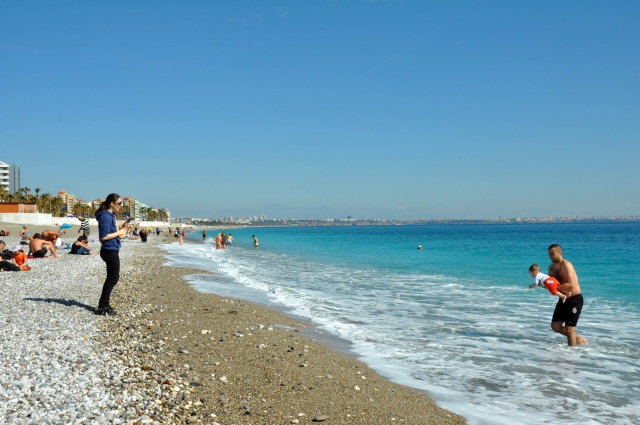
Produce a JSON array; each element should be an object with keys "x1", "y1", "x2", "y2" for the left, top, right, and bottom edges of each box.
[{"x1": 528, "y1": 263, "x2": 571, "y2": 303}]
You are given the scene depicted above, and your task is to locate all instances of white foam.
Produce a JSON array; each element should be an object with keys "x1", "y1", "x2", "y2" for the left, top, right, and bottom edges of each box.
[{"x1": 161, "y1": 242, "x2": 640, "y2": 425}]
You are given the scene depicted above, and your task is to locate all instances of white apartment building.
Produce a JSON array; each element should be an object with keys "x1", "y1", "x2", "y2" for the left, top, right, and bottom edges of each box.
[{"x1": 0, "y1": 161, "x2": 20, "y2": 195}]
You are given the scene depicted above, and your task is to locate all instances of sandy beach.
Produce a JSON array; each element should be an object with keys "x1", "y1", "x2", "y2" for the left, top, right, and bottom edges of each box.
[{"x1": 1, "y1": 222, "x2": 467, "y2": 424}]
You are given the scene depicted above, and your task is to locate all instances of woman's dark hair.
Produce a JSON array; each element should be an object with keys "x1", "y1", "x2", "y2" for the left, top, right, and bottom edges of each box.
[{"x1": 96, "y1": 193, "x2": 120, "y2": 214}]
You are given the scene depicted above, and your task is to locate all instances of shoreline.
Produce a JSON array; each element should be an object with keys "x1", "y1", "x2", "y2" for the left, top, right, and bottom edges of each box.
[
  {"x1": 1, "y1": 221, "x2": 467, "y2": 424},
  {"x1": 182, "y1": 272, "x2": 359, "y2": 361}
]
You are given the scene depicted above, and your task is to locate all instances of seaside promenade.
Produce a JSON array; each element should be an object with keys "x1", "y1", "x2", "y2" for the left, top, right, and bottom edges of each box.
[{"x1": 0, "y1": 222, "x2": 466, "y2": 424}]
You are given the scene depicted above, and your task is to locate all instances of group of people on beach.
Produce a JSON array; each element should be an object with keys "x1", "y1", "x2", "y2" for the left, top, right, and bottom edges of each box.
[
  {"x1": 5, "y1": 195, "x2": 588, "y2": 347},
  {"x1": 0, "y1": 240, "x2": 31, "y2": 271},
  {"x1": 1, "y1": 193, "x2": 137, "y2": 316},
  {"x1": 202, "y1": 230, "x2": 246, "y2": 250},
  {"x1": 214, "y1": 232, "x2": 234, "y2": 249}
]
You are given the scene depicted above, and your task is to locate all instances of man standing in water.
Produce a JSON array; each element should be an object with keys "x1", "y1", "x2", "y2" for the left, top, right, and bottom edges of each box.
[{"x1": 547, "y1": 244, "x2": 587, "y2": 346}]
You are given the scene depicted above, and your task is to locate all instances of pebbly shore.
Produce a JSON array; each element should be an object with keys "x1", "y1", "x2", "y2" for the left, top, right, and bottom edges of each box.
[{"x1": 0, "y1": 223, "x2": 467, "y2": 424}]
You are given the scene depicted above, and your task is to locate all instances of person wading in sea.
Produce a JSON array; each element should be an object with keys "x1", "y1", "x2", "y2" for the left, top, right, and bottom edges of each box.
[{"x1": 547, "y1": 244, "x2": 588, "y2": 346}]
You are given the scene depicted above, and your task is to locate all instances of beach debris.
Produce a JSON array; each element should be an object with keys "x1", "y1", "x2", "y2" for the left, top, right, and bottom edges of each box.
[{"x1": 354, "y1": 385, "x2": 361, "y2": 391}]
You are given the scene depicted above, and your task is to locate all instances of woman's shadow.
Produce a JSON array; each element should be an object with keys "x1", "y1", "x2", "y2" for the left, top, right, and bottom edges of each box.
[{"x1": 24, "y1": 297, "x2": 96, "y2": 313}]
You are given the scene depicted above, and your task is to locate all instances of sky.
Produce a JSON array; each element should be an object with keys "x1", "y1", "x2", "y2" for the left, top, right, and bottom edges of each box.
[{"x1": 2, "y1": 1, "x2": 639, "y2": 219}]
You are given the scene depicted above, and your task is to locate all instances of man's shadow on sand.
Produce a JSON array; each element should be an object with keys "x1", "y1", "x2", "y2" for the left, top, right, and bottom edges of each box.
[{"x1": 24, "y1": 297, "x2": 96, "y2": 313}]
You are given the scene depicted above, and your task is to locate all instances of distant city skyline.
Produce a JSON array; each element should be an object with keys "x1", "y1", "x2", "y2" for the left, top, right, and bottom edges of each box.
[{"x1": 2, "y1": 2, "x2": 639, "y2": 219}]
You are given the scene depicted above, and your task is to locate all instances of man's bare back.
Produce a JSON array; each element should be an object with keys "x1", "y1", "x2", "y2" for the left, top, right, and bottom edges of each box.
[{"x1": 29, "y1": 237, "x2": 58, "y2": 258}]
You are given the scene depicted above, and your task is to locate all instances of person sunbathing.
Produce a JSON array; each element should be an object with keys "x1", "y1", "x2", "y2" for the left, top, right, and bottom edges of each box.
[
  {"x1": 28, "y1": 233, "x2": 58, "y2": 258},
  {"x1": 20, "y1": 225, "x2": 33, "y2": 240},
  {"x1": 41, "y1": 230, "x2": 61, "y2": 244}
]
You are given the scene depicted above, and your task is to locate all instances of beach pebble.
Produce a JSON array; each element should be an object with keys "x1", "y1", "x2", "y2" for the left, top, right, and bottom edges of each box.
[
  {"x1": 312, "y1": 414, "x2": 329, "y2": 422},
  {"x1": 0, "y1": 239, "x2": 211, "y2": 425},
  {"x1": 354, "y1": 385, "x2": 361, "y2": 391}
]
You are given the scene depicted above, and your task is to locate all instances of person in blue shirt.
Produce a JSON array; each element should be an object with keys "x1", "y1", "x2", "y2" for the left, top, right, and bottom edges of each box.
[{"x1": 94, "y1": 193, "x2": 128, "y2": 316}]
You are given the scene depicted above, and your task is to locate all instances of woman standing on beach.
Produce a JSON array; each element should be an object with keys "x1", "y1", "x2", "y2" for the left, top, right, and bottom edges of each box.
[{"x1": 94, "y1": 193, "x2": 128, "y2": 316}]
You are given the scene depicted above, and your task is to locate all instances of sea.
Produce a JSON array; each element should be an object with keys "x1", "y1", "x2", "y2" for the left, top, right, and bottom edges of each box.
[{"x1": 160, "y1": 223, "x2": 640, "y2": 425}]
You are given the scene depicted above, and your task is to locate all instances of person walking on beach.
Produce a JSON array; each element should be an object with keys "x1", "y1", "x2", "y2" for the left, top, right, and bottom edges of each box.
[
  {"x1": 547, "y1": 244, "x2": 587, "y2": 346},
  {"x1": 202, "y1": 230, "x2": 207, "y2": 241},
  {"x1": 227, "y1": 233, "x2": 234, "y2": 246},
  {"x1": 252, "y1": 235, "x2": 259, "y2": 248},
  {"x1": 78, "y1": 216, "x2": 91, "y2": 238},
  {"x1": 215, "y1": 233, "x2": 222, "y2": 249},
  {"x1": 221, "y1": 232, "x2": 228, "y2": 249},
  {"x1": 95, "y1": 193, "x2": 128, "y2": 316},
  {"x1": 528, "y1": 264, "x2": 571, "y2": 303}
]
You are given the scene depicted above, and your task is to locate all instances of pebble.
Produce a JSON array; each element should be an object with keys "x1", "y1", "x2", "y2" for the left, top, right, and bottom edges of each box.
[
  {"x1": 0, "y1": 237, "x2": 202, "y2": 425},
  {"x1": 312, "y1": 414, "x2": 329, "y2": 422}
]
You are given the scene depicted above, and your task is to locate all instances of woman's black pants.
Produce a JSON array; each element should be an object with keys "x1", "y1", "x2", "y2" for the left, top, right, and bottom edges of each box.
[{"x1": 99, "y1": 250, "x2": 120, "y2": 309}]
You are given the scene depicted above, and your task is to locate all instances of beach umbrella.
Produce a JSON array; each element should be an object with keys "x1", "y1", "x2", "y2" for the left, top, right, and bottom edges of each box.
[{"x1": 59, "y1": 223, "x2": 73, "y2": 229}]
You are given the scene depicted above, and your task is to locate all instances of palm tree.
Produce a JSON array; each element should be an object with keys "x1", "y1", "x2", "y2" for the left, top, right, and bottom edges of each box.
[
  {"x1": 120, "y1": 205, "x2": 130, "y2": 220},
  {"x1": 34, "y1": 188, "x2": 41, "y2": 212},
  {"x1": 51, "y1": 197, "x2": 65, "y2": 217},
  {"x1": 74, "y1": 202, "x2": 85, "y2": 217},
  {"x1": 17, "y1": 187, "x2": 31, "y2": 202},
  {"x1": 38, "y1": 193, "x2": 52, "y2": 213}
]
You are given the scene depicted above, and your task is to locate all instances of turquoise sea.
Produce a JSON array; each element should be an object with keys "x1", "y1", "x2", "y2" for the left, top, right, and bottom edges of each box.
[{"x1": 161, "y1": 223, "x2": 640, "y2": 425}]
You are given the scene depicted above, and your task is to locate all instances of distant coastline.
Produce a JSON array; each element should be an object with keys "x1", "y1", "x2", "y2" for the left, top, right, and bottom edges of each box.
[{"x1": 184, "y1": 215, "x2": 640, "y2": 227}]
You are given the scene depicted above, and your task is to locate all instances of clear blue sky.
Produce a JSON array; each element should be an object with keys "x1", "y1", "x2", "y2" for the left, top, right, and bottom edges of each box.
[{"x1": 2, "y1": 1, "x2": 639, "y2": 219}]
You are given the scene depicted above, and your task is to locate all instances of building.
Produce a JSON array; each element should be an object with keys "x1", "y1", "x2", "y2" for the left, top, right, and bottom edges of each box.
[
  {"x1": 123, "y1": 196, "x2": 140, "y2": 219},
  {"x1": 0, "y1": 202, "x2": 37, "y2": 213},
  {"x1": 57, "y1": 190, "x2": 76, "y2": 215},
  {"x1": 0, "y1": 161, "x2": 20, "y2": 195}
]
